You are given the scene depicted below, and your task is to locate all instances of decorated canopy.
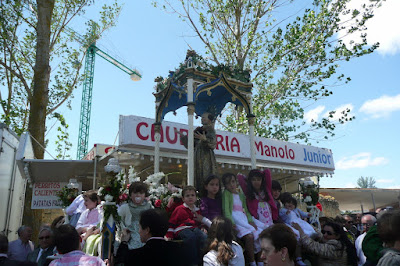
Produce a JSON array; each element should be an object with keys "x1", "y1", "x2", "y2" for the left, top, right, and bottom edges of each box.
[{"x1": 154, "y1": 50, "x2": 253, "y2": 123}]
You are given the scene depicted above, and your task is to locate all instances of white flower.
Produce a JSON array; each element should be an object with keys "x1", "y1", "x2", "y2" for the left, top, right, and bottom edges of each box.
[
  {"x1": 98, "y1": 187, "x2": 104, "y2": 196},
  {"x1": 105, "y1": 194, "x2": 113, "y2": 202},
  {"x1": 304, "y1": 196, "x2": 312, "y2": 202}
]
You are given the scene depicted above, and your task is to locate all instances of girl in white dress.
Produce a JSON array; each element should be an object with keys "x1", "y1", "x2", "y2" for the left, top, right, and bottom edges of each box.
[{"x1": 222, "y1": 173, "x2": 259, "y2": 266}]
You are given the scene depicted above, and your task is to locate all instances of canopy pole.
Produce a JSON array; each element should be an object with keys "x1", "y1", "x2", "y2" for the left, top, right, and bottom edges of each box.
[
  {"x1": 153, "y1": 123, "x2": 161, "y2": 173},
  {"x1": 371, "y1": 192, "x2": 376, "y2": 212},
  {"x1": 248, "y1": 115, "x2": 256, "y2": 169},
  {"x1": 187, "y1": 78, "x2": 195, "y2": 186},
  {"x1": 93, "y1": 156, "x2": 97, "y2": 190}
]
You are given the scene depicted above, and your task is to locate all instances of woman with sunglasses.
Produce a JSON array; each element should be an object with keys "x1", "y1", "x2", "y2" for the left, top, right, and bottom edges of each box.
[{"x1": 293, "y1": 221, "x2": 357, "y2": 266}]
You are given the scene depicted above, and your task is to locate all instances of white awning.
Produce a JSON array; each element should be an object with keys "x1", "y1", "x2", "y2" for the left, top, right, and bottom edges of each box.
[{"x1": 320, "y1": 188, "x2": 400, "y2": 212}]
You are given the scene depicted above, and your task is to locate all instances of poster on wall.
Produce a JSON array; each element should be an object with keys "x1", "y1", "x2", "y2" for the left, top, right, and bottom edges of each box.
[{"x1": 31, "y1": 182, "x2": 82, "y2": 209}]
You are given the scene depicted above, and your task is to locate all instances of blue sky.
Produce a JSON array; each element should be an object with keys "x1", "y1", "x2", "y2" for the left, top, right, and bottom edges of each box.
[{"x1": 45, "y1": 0, "x2": 400, "y2": 189}]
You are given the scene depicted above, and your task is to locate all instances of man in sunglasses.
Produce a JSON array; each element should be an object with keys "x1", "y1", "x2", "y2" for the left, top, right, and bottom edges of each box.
[
  {"x1": 355, "y1": 214, "x2": 376, "y2": 266},
  {"x1": 27, "y1": 227, "x2": 55, "y2": 266}
]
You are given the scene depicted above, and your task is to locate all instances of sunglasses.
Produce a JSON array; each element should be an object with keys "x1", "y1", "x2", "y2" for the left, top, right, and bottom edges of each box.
[
  {"x1": 321, "y1": 230, "x2": 334, "y2": 236},
  {"x1": 39, "y1": 236, "x2": 50, "y2": 240}
]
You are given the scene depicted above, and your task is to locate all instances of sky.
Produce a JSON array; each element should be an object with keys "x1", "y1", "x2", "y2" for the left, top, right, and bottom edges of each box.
[{"x1": 45, "y1": 0, "x2": 400, "y2": 189}]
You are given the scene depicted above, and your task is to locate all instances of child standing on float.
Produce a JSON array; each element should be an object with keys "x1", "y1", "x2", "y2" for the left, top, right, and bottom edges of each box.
[
  {"x1": 118, "y1": 181, "x2": 153, "y2": 249},
  {"x1": 222, "y1": 173, "x2": 259, "y2": 266},
  {"x1": 200, "y1": 175, "x2": 222, "y2": 221}
]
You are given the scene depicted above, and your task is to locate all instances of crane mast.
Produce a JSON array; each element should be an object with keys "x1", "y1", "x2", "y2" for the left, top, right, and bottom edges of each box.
[{"x1": 66, "y1": 27, "x2": 142, "y2": 159}]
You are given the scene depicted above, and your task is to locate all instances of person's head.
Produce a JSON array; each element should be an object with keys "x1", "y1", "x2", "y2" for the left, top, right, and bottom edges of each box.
[
  {"x1": 343, "y1": 215, "x2": 354, "y2": 230},
  {"x1": 259, "y1": 224, "x2": 297, "y2": 265},
  {"x1": 182, "y1": 186, "x2": 197, "y2": 207},
  {"x1": 203, "y1": 175, "x2": 221, "y2": 198},
  {"x1": 17, "y1": 226, "x2": 32, "y2": 243},
  {"x1": 279, "y1": 192, "x2": 292, "y2": 205},
  {"x1": 38, "y1": 227, "x2": 53, "y2": 249},
  {"x1": 54, "y1": 224, "x2": 80, "y2": 254},
  {"x1": 205, "y1": 216, "x2": 235, "y2": 265},
  {"x1": 284, "y1": 197, "x2": 297, "y2": 211},
  {"x1": 377, "y1": 210, "x2": 400, "y2": 248},
  {"x1": 222, "y1": 173, "x2": 238, "y2": 194},
  {"x1": 361, "y1": 214, "x2": 376, "y2": 233},
  {"x1": 83, "y1": 190, "x2": 100, "y2": 210},
  {"x1": 247, "y1": 169, "x2": 269, "y2": 201},
  {"x1": 271, "y1": 180, "x2": 282, "y2": 200},
  {"x1": 51, "y1": 216, "x2": 65, "y2": 230},
  {"x1": 139, "y1": 209, "x2": 169, "y2": 243},
  {"x1": 0, "y1": 234, "x2": 8, "y2": 254},
  {"x1": 201, "y1": 112, "x2": 214, "y2": 125},
  {"x1": 129, "y1": 181, "x2": 149, "y2": 205},
  {"x1": 355, "y1": 213, "x2": 362, "y2": 224},
  {"x1": 321, "y1": 222, "x2": 342, "y2": 242}
]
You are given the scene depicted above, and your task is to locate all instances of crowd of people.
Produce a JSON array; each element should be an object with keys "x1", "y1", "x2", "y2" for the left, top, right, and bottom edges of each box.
[{"x1": 1, "y1": 169, "x2": 400, "y2": 266}]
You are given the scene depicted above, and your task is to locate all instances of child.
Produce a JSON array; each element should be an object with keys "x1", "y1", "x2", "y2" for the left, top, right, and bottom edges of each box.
[
  {"x1": 280, "y1": 196, "x2": 315, "y2": 237},
  {"x1": 166, "y1": 185, "x2": 209, "y2": 264},
  {"x1": 200, "y1": 175, "x2": 222, "y2": 221},
  {"x1": 118, "y1": 181, "x2": 153, "y2": 249},
  {"x1": 203, "y1": 216, "x2": 245, "y2": 265},
  {"x1": 222, "y1": 173, "x2": 261, "y2": 266},
  {"x1": 75, "y1": 190, "x2": 103, "y2": 255},
  {"x1": 75, "y1": 190, "x2": 102, "y2": 239},
  {"x1": 238, "y1": 169, "x2": 278, "y2": 227}
]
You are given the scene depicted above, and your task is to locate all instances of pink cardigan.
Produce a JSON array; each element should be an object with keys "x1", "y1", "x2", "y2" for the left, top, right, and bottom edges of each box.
[{"x1": 238, "y1": 169, "x2": 278, "y2": 221}]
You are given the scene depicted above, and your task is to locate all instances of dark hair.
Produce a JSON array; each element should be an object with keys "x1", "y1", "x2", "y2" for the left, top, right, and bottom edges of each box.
[
  {"x1": 246, "y1": 169, "x2": 269, "y2": 201},
  {"x1": 84, "y1": 190, "x2": 100, "y2": 204},
  {"x1": 324, "y1": 221, "x2": 357, "y2": 266},
  {"x1": 17, "y1": 226, "x2": 30, "y2": 237},
  {"x1": 259, "y1": 224, "x2": 297, "y2": 261},
  {"x1": 139, "y1": 209, "x2": 169, "y2": 237},
  {"x1": 221, "y1": 173, "x2": 236, "y2": 187},
  {"x1": 182, "y1": 185, "x2": 197, "y2": 197},
  {"x1": 377, "y1": 210, "x2": 400, "y2": 247},
  {"x1": 288, "y1": 197, "x2": 298, "y2": 208},
  {"x1": 202, "y1": 175, "x2": 222, "y2": 198},
  {"x1": 205, "y1": 216, "x2": 235, "y2": 265},
  {"x1": 0, "y1": 234, "x2": 8, "y2": 253},
  {"x1": 280, "y1": 192, "x2": 293, "y2": 205},
  {"x1": 271, "y1": 180, "x2": 282, "y2": 191},
  {"x1": 54, "y1": 224, "x2": 80, "y2": 254},
  {"x1": 129, "y1": 181, "x2": 150, "y2": 197},
  {"x1": 51, "y1": 216, "x2": 65, "y2": 230}
]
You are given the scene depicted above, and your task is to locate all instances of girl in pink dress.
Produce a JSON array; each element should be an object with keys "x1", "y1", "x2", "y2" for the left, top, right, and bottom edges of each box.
[{"x1": 75, "y1": 190, "x2": 102, "y2": 241}]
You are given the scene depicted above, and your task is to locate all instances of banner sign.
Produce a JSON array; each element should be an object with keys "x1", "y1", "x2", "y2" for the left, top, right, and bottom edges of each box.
[
  {"x1": 119, "y1": 115, "x2": 335, "y2": 170},
  {"x1": 31, "y1": 182, "x2": 82, "y2": 209}
]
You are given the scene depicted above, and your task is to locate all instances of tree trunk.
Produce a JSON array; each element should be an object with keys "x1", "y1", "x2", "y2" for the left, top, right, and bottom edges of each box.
[
  {"x1": 28, "y1": 0, "x2": 55, "y2": 159},
  {"x1": 23, "y1": 0, "x2": 55, "y2": 241}
]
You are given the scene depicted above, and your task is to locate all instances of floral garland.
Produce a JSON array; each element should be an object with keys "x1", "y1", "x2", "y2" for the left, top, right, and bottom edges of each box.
[
  {"x1": 143, "y1": 172, "x2": 183, "y2": 211},
  {"x1": 299, "y1": 178, "x2": 319, "y2": 206},
  {"x1": 57, "y1": 186, "x2": 79, "y2": 208}
]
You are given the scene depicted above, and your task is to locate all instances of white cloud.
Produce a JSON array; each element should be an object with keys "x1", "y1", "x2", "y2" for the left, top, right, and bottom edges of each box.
[
  {"x1": 359, "y1": 94, "x2": 400, "y2": 118},
  {"x1": 323, "y1": 103, "x2": 355, "y2": 122},
  {"x1": 387, "y1": 185, "x2": 400, "y2": 189},
  {"x1": 339, "y1": 0, "x2": 400, "y2": 55},
  {"x1": 304, "y1": 105, "x2": 325, "y2": 124},
  {"x1": 376, "y1": 179, "x2": 394, "y2": 184},
  {"x1": 344, "y1": 182, "x2": 357, "y2": 188},
  {"x1": 336, "y1": 152, "x2": 389, "y2": 170}
]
